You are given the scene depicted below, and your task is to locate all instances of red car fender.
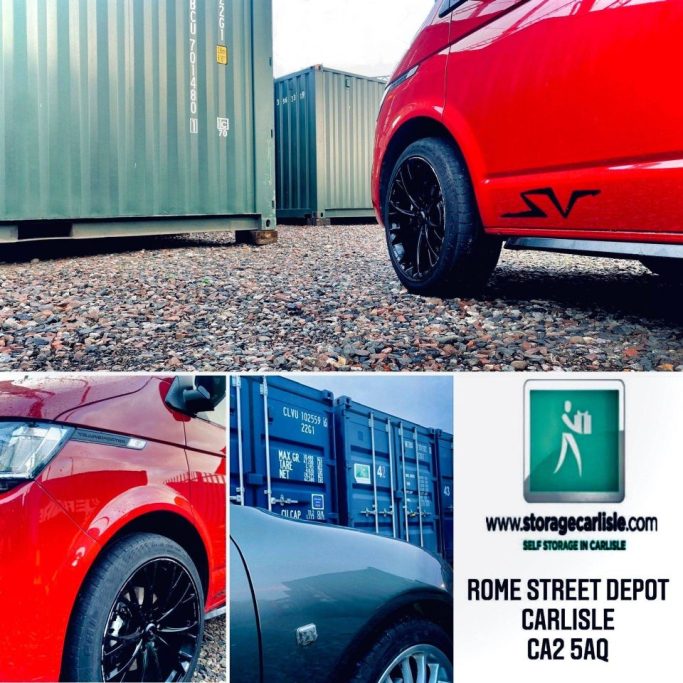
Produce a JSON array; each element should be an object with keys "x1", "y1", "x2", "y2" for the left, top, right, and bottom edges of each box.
[
  {"x1": 83, "y1": 486, "x2": 215, "y2": 590},
  {"x1": 372, "y1": 81, "x2": 447, "y2": 220},
  {"x1": 0, "y1": 482, "x2": 98, "y2": 682}
]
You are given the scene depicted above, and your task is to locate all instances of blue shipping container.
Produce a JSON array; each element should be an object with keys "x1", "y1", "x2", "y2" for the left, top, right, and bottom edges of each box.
[
  {"x1": 334, "y1": 397, "x2": 442, "y2": 557},
  {"x1": 229, "y1": 377, "x2": 453, "y2": 563},
  {"x1": 229, "y1": 376, "x2": 338, "y2": 523}
]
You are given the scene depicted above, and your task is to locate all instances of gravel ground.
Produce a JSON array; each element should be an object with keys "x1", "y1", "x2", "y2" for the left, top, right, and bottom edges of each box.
[
  {"x1": 0, "y1": 224, "x2": 681, "y2": 371},
  {"x1": 193, "y1": 615, "x2": 226, "y2": 682}
]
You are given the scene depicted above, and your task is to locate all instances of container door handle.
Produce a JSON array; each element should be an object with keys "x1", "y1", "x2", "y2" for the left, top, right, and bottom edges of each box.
[{"x1": 270, "y1": 494, "x2": 301, "y2": 506}]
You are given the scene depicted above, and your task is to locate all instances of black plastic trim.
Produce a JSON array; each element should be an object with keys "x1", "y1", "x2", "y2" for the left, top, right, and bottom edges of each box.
[{"x1": 439, "y1": 0, "x2": 469, "y2": 18}]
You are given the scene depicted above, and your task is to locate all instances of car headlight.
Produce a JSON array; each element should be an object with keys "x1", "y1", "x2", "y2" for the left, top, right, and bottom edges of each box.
[
  {"x1": 0, "y1": 422, "x2": 73, "y2": 492},
  {"x1": 379, "y1": 65, "x2": 419, "y2": 112}
]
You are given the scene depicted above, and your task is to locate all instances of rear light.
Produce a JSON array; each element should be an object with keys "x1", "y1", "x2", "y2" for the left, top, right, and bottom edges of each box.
[{"x1": 0, "y1": 422, "x2": 73, "y2": 492}]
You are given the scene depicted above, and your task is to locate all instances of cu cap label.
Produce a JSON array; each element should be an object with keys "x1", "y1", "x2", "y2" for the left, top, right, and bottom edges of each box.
[{"x1": 524, "y1": 380, "x2": 625, "y2": 503}]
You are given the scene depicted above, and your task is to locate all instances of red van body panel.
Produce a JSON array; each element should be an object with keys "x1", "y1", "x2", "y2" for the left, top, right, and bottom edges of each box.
[
  {"x1": 0, "y1": 376, "x2": 226, "y2": 682},
  {"x1": 373, "y1": 0, "x2": 683, "y2": 244}
]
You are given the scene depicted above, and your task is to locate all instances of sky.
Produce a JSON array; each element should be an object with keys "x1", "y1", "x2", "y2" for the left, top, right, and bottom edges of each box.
[
  {"x1": 293, "y1": 374, "x2": 453, "y2": 433},
  {"x1": 273, "y1": 0, "x2": 434, "y2": 78}
]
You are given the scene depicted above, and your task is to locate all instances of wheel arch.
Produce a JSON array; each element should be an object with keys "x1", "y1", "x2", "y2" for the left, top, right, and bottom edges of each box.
[
  {"x1": 334, "y1": 590, "x2": 453, "y2": 680},
  {"x1": 92, "y1": 510, "x2": 211, "y2": 601},
  {"x1": 379, "y1": 117, "x2": 465, "y2": 222},
  {"x1": 59, "y1": 510, "x2": 211, "y2": 680}
]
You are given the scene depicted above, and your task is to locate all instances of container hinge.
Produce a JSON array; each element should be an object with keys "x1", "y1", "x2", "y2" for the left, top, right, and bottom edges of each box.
[{"x1": 271, "y1": 494, "x2": 301, "y2": 506}]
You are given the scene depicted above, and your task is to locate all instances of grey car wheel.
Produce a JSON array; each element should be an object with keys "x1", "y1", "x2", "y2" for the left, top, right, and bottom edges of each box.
[
  {"x1": 378, "y1": 643, "x2": 453, "y2": 683},
  {"x1": 349, "y1": 617, "x2": 452, "y2": 683}
]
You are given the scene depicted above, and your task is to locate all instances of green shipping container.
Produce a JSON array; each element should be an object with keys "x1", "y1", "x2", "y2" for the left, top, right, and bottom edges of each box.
[
  {"x1": 274, "y1": 66, "x2": 385, "y2": 225},
  {"x1": 0, "y1": 0, "x2": 276, "y2": 243}
]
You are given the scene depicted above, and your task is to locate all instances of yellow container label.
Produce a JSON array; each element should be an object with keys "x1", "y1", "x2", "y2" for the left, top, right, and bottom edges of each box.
[{"x1": 216, "y1": 45, "x2": 228, "y2": 65}]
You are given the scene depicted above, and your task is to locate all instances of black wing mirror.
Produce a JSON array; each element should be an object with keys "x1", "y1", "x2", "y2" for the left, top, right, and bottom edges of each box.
[{"x1": 166, "y1": 376, "x2": 226, "y2": 415}]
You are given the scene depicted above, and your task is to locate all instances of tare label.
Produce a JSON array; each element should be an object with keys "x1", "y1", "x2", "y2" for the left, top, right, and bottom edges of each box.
[{"x1": 273, "y1": 447, "x2": 325, "y2": 484}]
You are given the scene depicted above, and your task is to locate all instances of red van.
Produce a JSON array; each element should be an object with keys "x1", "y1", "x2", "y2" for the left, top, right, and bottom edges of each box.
[
  {"x1": 373, "y1": 0, "x2": 683, "y2": 296},
  {"x1": 0, "y1": 375, "x2": 226, "y2": 682}
]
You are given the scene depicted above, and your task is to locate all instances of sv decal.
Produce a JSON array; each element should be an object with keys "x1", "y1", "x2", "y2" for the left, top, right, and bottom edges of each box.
[{"x1": 502, "y1": 187, "x2": 600, "y2": 219}]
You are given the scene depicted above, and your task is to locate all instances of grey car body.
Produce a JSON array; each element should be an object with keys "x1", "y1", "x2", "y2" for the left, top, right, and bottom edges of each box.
[{"x1": 230, "y1": 506, "x2": 453, "y2": 682}]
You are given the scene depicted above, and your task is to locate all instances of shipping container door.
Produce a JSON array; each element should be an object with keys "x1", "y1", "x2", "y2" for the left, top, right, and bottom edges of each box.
[
  {"x1": 233, "y1": 376, "x2": 337, "y2": 523},
  {"x1": 395, "y1": 424, "x2": 440, "y2": 556},
  {"x1": 336, "y1": 401, "x2": 400, "y2": 541}
]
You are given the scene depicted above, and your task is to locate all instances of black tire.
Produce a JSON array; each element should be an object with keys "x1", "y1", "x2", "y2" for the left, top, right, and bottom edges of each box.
[
  {"x1": 383, "y1": 137, "x2": 501, "y2": 297},
  {"x1": 349, "y1": 617, "x2": 453, "y2": 683},
  {"x1": 640, "y1": 257, "x2": 683, "y2": 282},
  {"x1": 62, "y1": 533, "x2": 205, "y2": 682}
]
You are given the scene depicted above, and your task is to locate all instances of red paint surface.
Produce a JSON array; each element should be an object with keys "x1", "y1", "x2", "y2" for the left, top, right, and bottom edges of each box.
[
  {"x1": 373, "y1": 0, "x2": 683, "y2": 242},
  {"x1": 0, "y1": 376, "x2": 225, "y2": 682}
]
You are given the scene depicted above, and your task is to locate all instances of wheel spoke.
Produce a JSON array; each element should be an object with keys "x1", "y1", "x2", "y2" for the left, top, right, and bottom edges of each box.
[
  {"x1": 389, "y1": 199, "x2": 418, "y2": 218},
  {"x1": 379, "y1": 644, "x2": 452, "y2": 683},
  {"x1": 105, "y1": 641, "x2": 143, "y2": 681},
  {"x1": 415, "y1": 228, "x2": 424, "y2": 276},
  {"x1": 157, "y1": 582, "x2": 192, "y2": 623},
  {"x1": 415, "y1": 654, "x2": 427, "y2": 683},
  {"x1": 159, "y1": 621, "x2": 199, "y2": 634},
  {"x1": 397, "y1": 167, "x2": 422, "y2": 210},
  {"x1": 401, "y1": 659, "x2": 415, "y2": 683}
]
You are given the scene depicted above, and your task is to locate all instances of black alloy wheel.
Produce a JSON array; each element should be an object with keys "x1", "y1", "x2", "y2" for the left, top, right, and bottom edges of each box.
[
  {"x1": 101, "y1": 559, "x2": 201, "y2": 682},
  {"x1": 387, "y1": 155, "x2": 446, "y2": 282},
  {"x1": 383, "y1": 137, "x2": 501, "y2": 297},
  {"x1": 62, "y1": 533, "x2": 205, "y2": 683}
]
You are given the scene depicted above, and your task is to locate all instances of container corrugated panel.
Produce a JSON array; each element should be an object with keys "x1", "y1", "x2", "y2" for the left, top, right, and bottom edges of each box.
[
  {"x1": 334, "y1": 397, "x2": 442, "y2": 557},
  {"x1": 435, "y1": 431, "x2": 453, "y2": 565},
  {"x1": 0, "y1": 0, "x2": 275, "y2": 242},
  {"x1": 275, "y1": 66, "x2": 385, "y2": 222},
  {"x1": 230, "y1": 376, "x2": 338, "y2": 523}
]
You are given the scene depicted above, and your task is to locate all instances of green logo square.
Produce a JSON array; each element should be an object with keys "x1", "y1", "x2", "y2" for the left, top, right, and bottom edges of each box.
[{"x1": 524, "y1": 380, "x2": 624, "y2": 503}]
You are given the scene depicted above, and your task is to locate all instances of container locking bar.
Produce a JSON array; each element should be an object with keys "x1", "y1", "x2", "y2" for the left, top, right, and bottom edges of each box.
[
  {"x1": 400, "y1": 423, "x2": 410, "y2": 543},
  {"x1": 231, "y1": 376, "x2": 245, "y2": 505},
  {"x1": 414, "y1": 427, "x2": 424, "y2": 548},
  {"x1": 260, "y1": 377, "x2": 273, "y2": 512},
  {"x1": 368, "y1": 413, "x2": 379, "y2": 534},
  {"x1": 386, "y1": 420, "x2": 397, "y2": 538}
]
